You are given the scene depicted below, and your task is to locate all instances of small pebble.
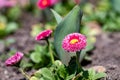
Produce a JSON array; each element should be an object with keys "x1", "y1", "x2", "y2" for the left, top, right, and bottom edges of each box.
[{"x1": 91, "y1": 66, "x2": 106, "y2": 73}]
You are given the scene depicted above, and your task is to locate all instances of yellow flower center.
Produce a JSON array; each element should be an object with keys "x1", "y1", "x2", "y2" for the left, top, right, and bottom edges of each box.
[
  {"x1": 70, "y1": 39, "x2": 79, "y2": 44},
  {"x1": 42, "y1": 0, "x2": 48, "y2": 6}
]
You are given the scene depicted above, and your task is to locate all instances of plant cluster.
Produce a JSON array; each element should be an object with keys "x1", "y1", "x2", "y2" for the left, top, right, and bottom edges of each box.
[
  {"x1": 5, "y1": 0, "x2": 107, "y2": 79},
  {"x1": 82, "y1": 0, "x2": 120, "y2": 31},
  {"x1": 0, "y1": 1, "x2": 21, "y2": 38}
]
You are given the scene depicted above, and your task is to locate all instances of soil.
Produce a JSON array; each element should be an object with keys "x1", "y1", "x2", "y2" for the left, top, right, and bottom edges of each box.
[
  {"x1": 0, "y1": 12, "x2": 40, "y2": 80},
  {"x1": 86, "y1": 32, "x2": 120, "y2": 80},
  {"x1": 5, "y1": 13, "x2": 40, "y2": 53},
  {"x1": 0, "y1": 13, "x2": 120, "y2": 80}
]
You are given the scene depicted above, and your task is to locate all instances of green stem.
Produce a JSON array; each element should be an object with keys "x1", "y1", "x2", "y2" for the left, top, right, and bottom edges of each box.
[
  {"x1": 76, "y1": 51, "x2": 83, "y2": 74},
  {"x1": 46, "y1": 39, "x2": 54, "y2": 64},
  {"x1": 72, "y1": 73, "x2": 81, "y2": 80},
  {"x1": 19, "y1": 68, "x2": 30, "y2": 80}
]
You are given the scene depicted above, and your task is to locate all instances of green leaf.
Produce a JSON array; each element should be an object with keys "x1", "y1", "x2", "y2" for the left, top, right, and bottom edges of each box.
[
  {"x1": 66, "y1": 74, "x2": 75, "y2": 80},
  {"x1": 31, "y1": 24, "x2": 44, "y2": 37},
  {"x1": 40, "y1": 68, "x2": 55, "y2": 80},
  {"x1": 30, "y1": 52, "x2": 42, "y2": 63},
  {"x1": 51, "y1": 9, "x2": 62, "y2": 24},
  {"x1": 0, "y1": 21, "x2": 6, "y2": 37},
  {"x1": 94, "y1": 72, "x2": 107, "y2": 80},
  {"x1": 103, "y1": 21, "x2": 119, "y2": 31},
  {"x1": 0, "y1": 15, "x2": 7, "y2": 23},
  {"x1": 30, "y1": 76, "x2": 39, "y2": 80},
  {"x1": 39, "y1": 77, "x2": 45, "y2": 80},
  {"x1": 34, "y1": 69, "x2": 42, "y2": 78},
  {"x1": 7, "y1": 6, "x2": 21, "y2": 20},
  {"x1": 84, "y1": 55, "x2": 92, "y2": 61},
  {"x1": 20, "y1": 60, "x2": 33, "y2": 69},
  {"x1": 35, "y1": 45, "x2": 44, "y2": 52},
  {"x1": 54, "y1": 60, "x2": 62, "y2": 67},
  {"x1": 87, "y1": 68, "x2": 106, "y2": 80},
  {"x1": 5, "y1": 38, "x2": 16, "y2": 46},
  {"x1": 85, "y1": 37, "x2": 95, "y2": 52},
  {"x1": 82, "y1": 70, "x2": 89, "y2": 79},
  {"x1": 88, "y1": 69, "x2": 96, "y2": 80},
  {"x1": 54, "y1": 5, "x2": 83, "y2": 65},
  {"x1": 6, "y1": 22, "x2": 18, "y2": 34},
  {"x1": 79, "y1": 50, "x2": 87, "y2": 63},
  {"x1": 57, "y1": 65, "x2": 67, "y2": 79},
  {"x1": 111, "y1": 0, "x2": 120, "y2": 13}
]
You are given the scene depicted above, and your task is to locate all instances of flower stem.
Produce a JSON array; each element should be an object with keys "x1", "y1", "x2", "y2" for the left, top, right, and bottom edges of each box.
[
  {"x1": 46, "y1": 39, "x2": 54, "y2": 64},
  {"x1": 19, "y1": 68, "x2": 30, "y2": 80},
  {"x1": 76, "y1": 51, "x2": 83, "y2": 74}
]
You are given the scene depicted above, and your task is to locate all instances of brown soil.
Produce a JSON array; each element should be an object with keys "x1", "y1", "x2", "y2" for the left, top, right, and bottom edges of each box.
[
  {"x1": 87, "y1": 32, "x2": 120, "y2": 80},
  {"x1": 6, "y1": 13, "x2": 40, "y2": 53},
  {"x1": 0, "y1": 13, "x2": 120, "y2": 80},
  {"x1": 0, "y1": 13, "x2": 39, "y2": 80}
]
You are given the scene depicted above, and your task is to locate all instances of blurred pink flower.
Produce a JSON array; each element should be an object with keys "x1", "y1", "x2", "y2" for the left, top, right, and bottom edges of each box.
[
  {"x1": 37, "y1": 0, "x2": 51, "y2": 9},
  {"x1": 37, "y1": 0, "x2": 59, "y2": 9},
  {"x1": 35, "y1": 30, "x2": 52, "y2": 40},
  {"x1": 74, "y1": 0, "x2": 80, "y2": 4},
  {"x1": 50, "y1": 0, "x2": 59, "y2": 5},
  {"x1": 5, "y1": 52, "x2": 24, "y2": 66},
  {"x1": 62, "y1": 33, "x2": 86, "y2": 52},
  {"x1": 0, "y1": 0, "x2": 16, "y2": 8}
]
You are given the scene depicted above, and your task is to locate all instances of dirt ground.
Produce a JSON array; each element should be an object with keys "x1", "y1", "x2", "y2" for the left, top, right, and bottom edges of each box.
[
  {"x1": 87, "y1": 32, "x2": 120, "y2": 80},
  {"x1": 0, "y1": 12, "x2": 120, "y2": 80},
  {"x1": 0, "y1": 13, "x2": 39, "y2": 80}
]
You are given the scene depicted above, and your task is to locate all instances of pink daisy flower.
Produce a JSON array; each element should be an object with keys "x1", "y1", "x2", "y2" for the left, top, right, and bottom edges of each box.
[
  {"x1": 5, "y1": 52, "x2": 24, "y2": 66},
  {"x1": 62, "y1": 33, "x2": 87, "y2": 52},
  {"x1": 37, "y1": 0, "x2": 51, "y2": 9},
  {"x1": 0, "y1": 0, "x2": 16, "y2": 9},
  {"x1": 37, "y1": 0, "x2": 59, "y2": 9},
  {"x1": 35, "y1": 30, "x2": 52, "y2": 40}
]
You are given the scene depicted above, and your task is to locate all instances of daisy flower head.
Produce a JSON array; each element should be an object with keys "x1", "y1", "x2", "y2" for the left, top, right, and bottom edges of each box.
[
  {"x1": 37, "y1": 0, "x2": 51, "y2": 9},
  {"x1": 37, "y1": 0, "x2": 59, "y2": 9},
  {"x1": 5, "y1": 52, "x2": 24, "y2": 66},
  {"x1": 35, "y1": 30, "x2": 52, "y2": 40},
  {"x1": 62, "y1": 33, "x2": 87, "y2": 52}
]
